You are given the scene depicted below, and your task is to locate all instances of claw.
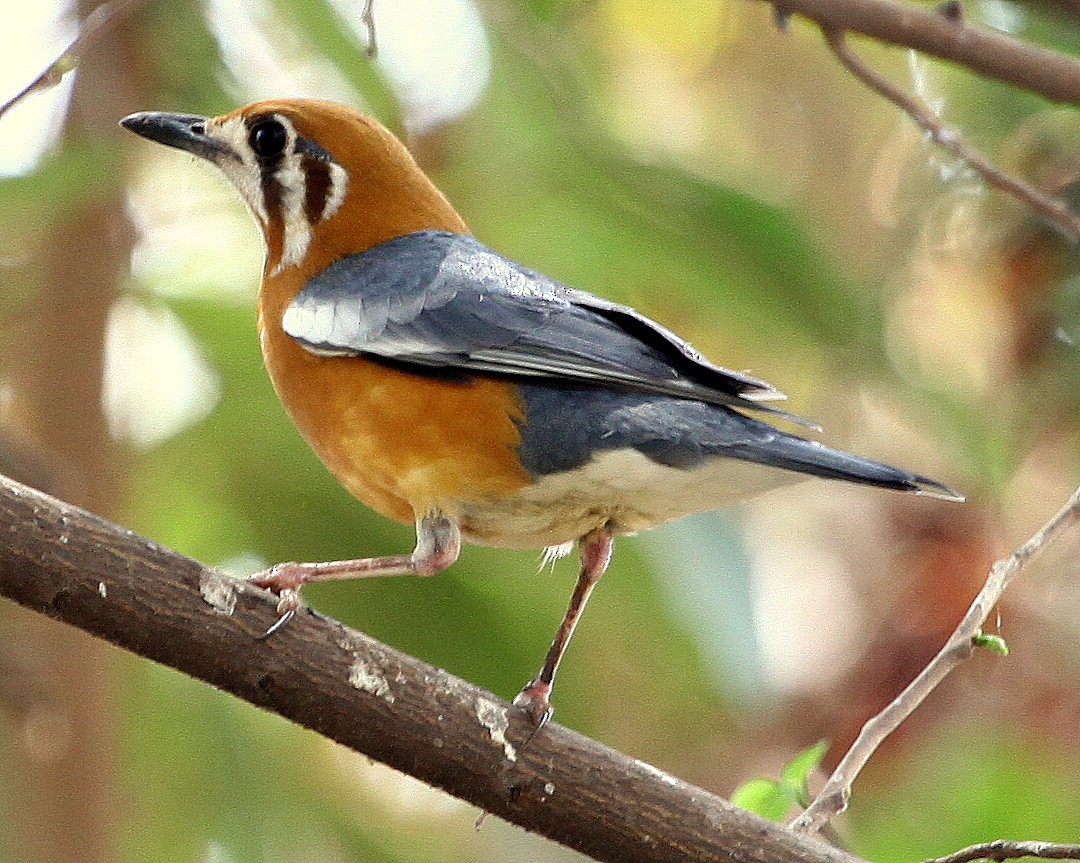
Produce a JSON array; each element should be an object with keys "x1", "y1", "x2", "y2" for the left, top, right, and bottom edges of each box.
[{"x1": 259, "y1": 607, "x2": 296, "y2": 639}]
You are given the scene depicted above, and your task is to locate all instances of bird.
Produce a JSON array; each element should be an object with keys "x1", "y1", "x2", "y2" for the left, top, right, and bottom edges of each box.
[{"x1": 121, "y1": 99, "x2": 962, "y2": 727}]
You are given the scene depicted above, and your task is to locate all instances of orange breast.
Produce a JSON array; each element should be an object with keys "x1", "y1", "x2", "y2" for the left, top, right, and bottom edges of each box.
[{"x1": 259, "y1": 298, "x2": 532, "y2": 526}]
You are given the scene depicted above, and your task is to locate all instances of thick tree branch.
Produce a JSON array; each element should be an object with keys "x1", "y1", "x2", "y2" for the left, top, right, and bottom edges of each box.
[
  {"x1": 760, "y1": 0, "x2": 1080, "y2": 106},
  {"x1": 0, "y1": 472, "x2": 861, "y2": 863},
  {"x1": 791, "y1": 485, "x2": 1080, "y2": 835}
]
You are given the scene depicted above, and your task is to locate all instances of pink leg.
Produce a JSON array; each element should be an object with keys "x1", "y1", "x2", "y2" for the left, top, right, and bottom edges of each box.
[
  {"x1": 249, "y1": 514, "x2": 460, "y2": 634},
  {"x1": 514, "y1": 525, "x2": 614, "y2": 728}
]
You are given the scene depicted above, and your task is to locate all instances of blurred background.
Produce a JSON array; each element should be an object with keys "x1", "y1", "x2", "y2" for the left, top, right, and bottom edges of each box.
[{"x1": 3, "y1": 0, "x2": 1080, "y2": 860}]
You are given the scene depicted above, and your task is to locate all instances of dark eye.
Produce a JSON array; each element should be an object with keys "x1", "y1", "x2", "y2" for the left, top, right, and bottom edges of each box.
[{"x1": 249, "y1": 119, "x2": 287, "y2": 159}]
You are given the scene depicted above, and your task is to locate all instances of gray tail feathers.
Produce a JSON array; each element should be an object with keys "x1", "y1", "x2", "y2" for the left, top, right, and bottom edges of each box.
[{"x1": 740, "y1": 433, "x2": 965, "y2": 502}]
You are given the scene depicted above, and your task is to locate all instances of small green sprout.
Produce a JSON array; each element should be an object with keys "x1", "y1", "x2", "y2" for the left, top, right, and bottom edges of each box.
[
  {"x1": 731, "y1": 739, "x2": 830, "y2": 821},
  {"x1": 972, "y1": 631, "x2": 1009, "y2": 655}
]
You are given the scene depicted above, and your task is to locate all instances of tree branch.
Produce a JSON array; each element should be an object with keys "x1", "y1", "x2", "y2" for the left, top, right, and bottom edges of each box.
[
  {"x1": 0, "y1": 0, "x2": 150, "y2": 121},
  {"x1": 922, "y1": 840, "x2": 1080, "y2": 863},
  {"x1": 823, "y1": 28, "x2": 1080, "y2": 243},
  {"x1": 360, "y1": 0, "x2": 378, "y2": 58},
  {"x1": 759, "y1": 0, "x2": 1080, "y2": 106},
  {"x1": 790, "y1": 485, "x2": 1080, "y2": 835},
  {"x1": 0, "y1": 472, "x2": 861, "y2": 863}
]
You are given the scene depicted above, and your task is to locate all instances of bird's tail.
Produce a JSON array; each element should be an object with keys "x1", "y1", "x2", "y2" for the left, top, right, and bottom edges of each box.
[{"x1": 737, "y1": 432, "x2": 964, "y2": 502}]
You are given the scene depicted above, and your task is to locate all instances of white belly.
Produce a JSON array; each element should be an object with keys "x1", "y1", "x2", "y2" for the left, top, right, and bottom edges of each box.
[{"x1": 456, "y1": 448, "x2": 800, "y2": 549}]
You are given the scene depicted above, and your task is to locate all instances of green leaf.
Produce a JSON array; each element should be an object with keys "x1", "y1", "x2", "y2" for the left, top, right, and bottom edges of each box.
[
  {"x1": 730, "y1": 778, "x2": 792, "y2": 822},
  {"x1": 732, "y1": 740, "x2": 830, "y2": 822},
  {"x1": 781, "y1": 739, "x2": 830, "y2": 788},
  {"x1": 972, "y1": 631, "x2": 1010, "y2": 656},
  {"x1": 782, "y1": 739, "x2": 830, "y2": 807}
]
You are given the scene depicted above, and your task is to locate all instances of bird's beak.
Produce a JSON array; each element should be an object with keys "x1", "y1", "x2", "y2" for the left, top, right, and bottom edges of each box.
[{"x1": 120, "y1": 111, "x2": 229, "y2": 162}]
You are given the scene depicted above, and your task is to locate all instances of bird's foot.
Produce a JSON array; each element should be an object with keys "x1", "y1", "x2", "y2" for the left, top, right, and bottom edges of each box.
[
  {"x1": 512, "y1": 679, "x2": 554, "y2": 733},
  {"x1": 248, "y1": 564, "x2": 306, "y2": 637}
]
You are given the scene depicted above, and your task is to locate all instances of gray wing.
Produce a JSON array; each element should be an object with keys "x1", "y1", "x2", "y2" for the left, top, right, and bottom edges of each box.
[{"x1": 282, "y1": 230, "x2": 811, "y2": 422}]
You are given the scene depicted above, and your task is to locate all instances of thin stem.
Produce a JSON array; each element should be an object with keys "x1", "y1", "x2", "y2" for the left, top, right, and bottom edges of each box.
[
  {"x1": 0, "y1": 0, "x2": 151, "y2": 121},
  {"x1": 361, "y1": 0, "x2": 378, "y2": 58},
  {"x1": 922, "y1": 840, "x2": 1080, "y2": 863},
  {"x1": 823, "y1": 28, "x2": 1080, "y2": 243},
  {"x1": 791, "y1": 486, "x2": 1080, "y2": 834}
]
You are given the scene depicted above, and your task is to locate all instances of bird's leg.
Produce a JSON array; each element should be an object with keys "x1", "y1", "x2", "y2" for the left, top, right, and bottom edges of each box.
[
  {"x1": 514, "y1": 525, "x2": 614, "y2": 729},
  {"x1": 249, "y1": 513, "x2": 460, "y2": 634}
]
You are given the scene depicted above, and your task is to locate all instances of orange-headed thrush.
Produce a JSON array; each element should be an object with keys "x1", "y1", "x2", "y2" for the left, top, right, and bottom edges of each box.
[{"x1": 121, "y1": 100, "x2": 962, "y2": 725}]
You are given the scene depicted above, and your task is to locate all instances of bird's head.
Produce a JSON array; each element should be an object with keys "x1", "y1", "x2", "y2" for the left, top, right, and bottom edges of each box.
[{"x1": 121, "y1": 99, "x2": 466, "y2": 277}]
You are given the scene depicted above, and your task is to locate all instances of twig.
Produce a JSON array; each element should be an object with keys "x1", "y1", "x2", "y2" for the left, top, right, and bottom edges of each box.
[
  {"x1": 922, "y1": 840, "x2": 1080, "y2": 863},
  {"x1": 790, "y1": 485, "x2": 1080, "y2": 834},
  {"x1": 754, "y1": 0, "x2": 1080, "y2": 106},
  {"x1": 0, "y1": 472, "x2": 864, "y2": 863},
  {"x1": 0, "y1": 0, "x2": 151, "y2": 121},
  {"x1": 823, "y1": 29, "x2": 1080, "y2": 243},
  {"x1": 361, "y1": 0, "x2": 378, "y2": 58}
]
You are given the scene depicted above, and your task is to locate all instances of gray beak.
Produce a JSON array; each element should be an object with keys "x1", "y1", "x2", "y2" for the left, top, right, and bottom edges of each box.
[{"x1": 120, "y1": 111, "x2": 228, "y2": 161}]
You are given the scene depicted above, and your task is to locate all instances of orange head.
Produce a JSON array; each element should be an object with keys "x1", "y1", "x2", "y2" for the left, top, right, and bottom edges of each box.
[
  {"x1": 121, "y1": 101, "x2": 519, "y2": 528},
  {"x1": 121, "y1": 99, "x2": 467, "y2": 279}
]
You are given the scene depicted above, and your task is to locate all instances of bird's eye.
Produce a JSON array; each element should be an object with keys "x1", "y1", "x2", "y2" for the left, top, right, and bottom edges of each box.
[{"x1": 249, "y1": 119, "x2": 287, "y2": 160}]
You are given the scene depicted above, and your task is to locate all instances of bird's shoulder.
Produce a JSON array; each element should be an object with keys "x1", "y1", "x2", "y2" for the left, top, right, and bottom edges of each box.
[{"x1": 282, "y1": 230, "x2": 809, "y2": 423}]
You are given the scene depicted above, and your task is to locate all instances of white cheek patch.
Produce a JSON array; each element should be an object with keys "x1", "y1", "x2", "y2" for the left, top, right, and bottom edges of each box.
[
  {"x1": 209, "y1": 115, "x2": 269, "y2": 226},
  {"x1": 321, "y1": 162, "x2": 348, "y2": 222},
  {"x1": 273, "y1": 153, "x2": 313, "y2": 275}
]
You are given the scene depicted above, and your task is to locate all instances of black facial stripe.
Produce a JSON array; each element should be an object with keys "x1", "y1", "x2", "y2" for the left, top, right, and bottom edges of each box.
[
  {"x1": 295, "y1": 135, "x2": 334, "y2": 162},
  {"x1": 260, "y1": 165, "x2": 284, "y2": 226},
  {"x1": 303, "y1": 159, "x2": 333, "y2": 224}
]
